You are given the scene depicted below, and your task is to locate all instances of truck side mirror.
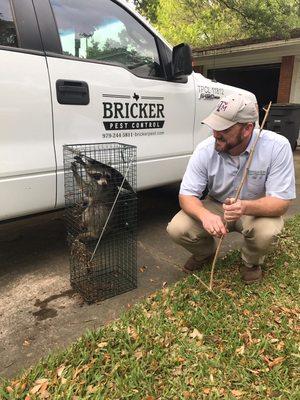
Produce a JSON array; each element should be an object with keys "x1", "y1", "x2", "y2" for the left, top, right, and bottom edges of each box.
[{"x1": 172, "y1": 43, "x2": 193, "y2": 78}]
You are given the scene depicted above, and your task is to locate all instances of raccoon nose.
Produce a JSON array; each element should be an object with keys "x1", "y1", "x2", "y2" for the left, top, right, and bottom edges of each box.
[{"x1": 98, "y1": 178, "x2": 108, "y2": 186}]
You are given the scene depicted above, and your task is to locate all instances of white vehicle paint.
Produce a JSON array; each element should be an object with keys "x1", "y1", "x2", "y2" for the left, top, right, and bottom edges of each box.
[{"x1": 0, "y1": 0, "x2": 255, "y2": 221}]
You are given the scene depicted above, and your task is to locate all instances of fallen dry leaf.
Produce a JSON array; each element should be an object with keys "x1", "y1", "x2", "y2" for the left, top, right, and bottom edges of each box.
[
  {"x1": 40, "y1": 390, "x2": 51, "y2": 399},
  {"x1": 6, "y1": 387, "x2": 13, "y2": 393},
  {"x1": 30, "y1": 384, "x2": 42, "y2": 395},
  {"x1": 127, "y1": 326, "x2": 139, "y2": 340},
  {"x1": 268, "y1": 356, "x2": 285, "y2": 368},
  {"x1": 165, "y1": 308, "x2": 173, "y2": 317},
  {"x1": 97, "y1": 342, "x2": 108, "y2": 348},
  {"x1": 73, "y1": 367, "x2": 83, "y2": 379},
  {"x1": 87, "y1": 385, "x2": 98, "y2": 393},
  {"x1": 35, "y1": 378, "x2": 48, "y2": 385},
  {"x1": 231, "y1": 389, "x2": 244, "y2": 397},
  {"x1": 189, "y1": 328, "x2": 203, "y2": 341},
  {"x1": 247, "y1": 368, "x2": 260, "y2": 376},
  {"x1": 173, "y1": 365, "x2": 183, "y2": 376},
  {"x1": 263, "y1": 355, "x2": 285, "y2": 369},
  {"x1": 40, "y1": 381, "x2": 49, "y2": 394},
  {"x1": 235, "y1": 344, "x2": 245, "y2": 355},
  {"x1": 134, "y1": 350, "x2": 143, "y2": 360},
  {"x1": 276, "y1": 341, "x2": 285, "y2": 351},
  {"x1": 240, "y1": 330, "x2": 253, "y2": 345},
  {"x1": 187, "y1": 377, "x2": 195, "y2": 386},
  {"x1": 56, "y1": 365, "x2": 65, "y2": 377}
]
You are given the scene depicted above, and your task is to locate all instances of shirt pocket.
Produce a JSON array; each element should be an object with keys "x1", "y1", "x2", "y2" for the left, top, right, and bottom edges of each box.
[{"x1": 246, "y1": 175, "x2": 266, "y2": 198}]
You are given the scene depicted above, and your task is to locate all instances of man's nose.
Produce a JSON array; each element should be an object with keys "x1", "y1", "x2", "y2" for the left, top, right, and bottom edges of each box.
[{"x1": 213, "y1": 130, "x2": 223, "y2": 139}]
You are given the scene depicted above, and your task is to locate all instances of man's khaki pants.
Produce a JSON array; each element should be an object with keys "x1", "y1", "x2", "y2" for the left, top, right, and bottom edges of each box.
[{"x1": 167, "y1": 198, "x2": 284, "y2": 266}]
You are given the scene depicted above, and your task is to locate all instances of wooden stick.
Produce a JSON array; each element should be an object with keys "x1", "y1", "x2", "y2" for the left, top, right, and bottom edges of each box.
[
  {"x1": 192, "y1": 274, "x2": 220, "y2": 298},
  {"x1": 209, "y1": 101, "x2": 273, "y2": 290}
]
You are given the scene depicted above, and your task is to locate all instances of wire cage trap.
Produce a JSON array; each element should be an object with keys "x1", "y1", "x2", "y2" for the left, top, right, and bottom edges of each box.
[{"x1": 63, "y1": 142, "x2": 137, "y2": 303}]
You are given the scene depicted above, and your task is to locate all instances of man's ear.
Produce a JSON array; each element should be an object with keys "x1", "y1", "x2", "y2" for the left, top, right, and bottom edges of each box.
[{"x1": 245, "y1": 122, "x2": 254, "y2": 135}]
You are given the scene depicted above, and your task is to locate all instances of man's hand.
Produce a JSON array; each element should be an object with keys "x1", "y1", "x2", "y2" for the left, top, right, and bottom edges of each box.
[
  {"x1": 201, "y1": 211, "x2": 228, "y2": 237},
  {"x1": 223, "y1": 198, "x2": 246, "y2": 222},
  {"x1": 178, "y1": 194, "x2": 227, "y2": 237}
]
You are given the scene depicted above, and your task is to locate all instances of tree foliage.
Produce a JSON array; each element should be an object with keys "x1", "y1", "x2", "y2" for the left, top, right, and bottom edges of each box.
[
  {"x1": 132, "y1": 0, "x2": 160, "y2": 24},
  {"x1": 132, "y1": 0, "x2": 300, "y2": 47},
  {"x1": 0, "y1": 15, "x2": 18, "y2": 47}
]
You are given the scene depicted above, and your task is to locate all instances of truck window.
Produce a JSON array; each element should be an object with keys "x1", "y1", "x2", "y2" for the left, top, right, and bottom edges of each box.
[
  {"x1": 49, "y1": 0, "x2": 163, "y2": 79},
  {"x1": 0, "y1": 0, "x2": 18, "y2": 47}
]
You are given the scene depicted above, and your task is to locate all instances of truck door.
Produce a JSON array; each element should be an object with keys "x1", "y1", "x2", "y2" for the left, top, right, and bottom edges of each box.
[
  {"x1": 33, "y1": 0, "x2": 195, "y2": 207},
  {"x1": 0, "y1": 0, "x2": 56, "y2": 220}
]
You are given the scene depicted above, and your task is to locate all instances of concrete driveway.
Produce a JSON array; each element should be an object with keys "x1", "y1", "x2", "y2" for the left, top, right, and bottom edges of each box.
[{"x1": 1, "y1": 149, "x2": 299, "y2": 379}]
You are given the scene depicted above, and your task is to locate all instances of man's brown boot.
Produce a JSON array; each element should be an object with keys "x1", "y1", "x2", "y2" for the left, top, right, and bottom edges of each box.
[
  {"x1": 183, "y1": 255, "x2": 214, "y2": 273},
  {"x1": 240, "y1": 264, "x2": 262, "y2": 284}
]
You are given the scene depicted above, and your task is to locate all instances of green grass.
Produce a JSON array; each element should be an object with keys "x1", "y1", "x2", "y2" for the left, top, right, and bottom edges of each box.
[{"x1": 1, "y1": 216, "x2": 300, "y2": 400}]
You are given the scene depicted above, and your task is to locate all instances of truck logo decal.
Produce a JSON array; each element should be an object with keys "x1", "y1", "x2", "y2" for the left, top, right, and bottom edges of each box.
[
  {"x1": 101, "y1": 93, "x2": 165, "y2": 132},
  {"x1": 133, "y1": 92, "x2": 139, "y2": 101},
  {"x1": 198, "y1": 85, "x2": 224, "y2": 100}
]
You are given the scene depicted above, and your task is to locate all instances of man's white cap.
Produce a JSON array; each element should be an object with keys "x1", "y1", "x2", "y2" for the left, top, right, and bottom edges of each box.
[{"x1": 202, "y1": 93, "x2": 258, "y2": 131}]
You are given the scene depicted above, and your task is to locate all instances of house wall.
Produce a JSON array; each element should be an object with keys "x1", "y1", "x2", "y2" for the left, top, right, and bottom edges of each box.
[{"x1": 193, "y1": 40, "x2": 300, "y2": 104}]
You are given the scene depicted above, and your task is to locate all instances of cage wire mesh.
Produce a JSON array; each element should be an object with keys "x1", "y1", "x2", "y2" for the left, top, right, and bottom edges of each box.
[{"x1": 63, "y1": 142, "x2": 137, "y2": 303}]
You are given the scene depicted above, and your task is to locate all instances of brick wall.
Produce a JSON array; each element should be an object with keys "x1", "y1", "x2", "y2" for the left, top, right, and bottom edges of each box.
[
  {"x1": 277, "y1": 56, "x2": 295, "y2": 103},
  {"x1": 193, "y1": 64, "x2": 204, "y2": 74},
  {"x1": 289, "y1": 57, "x2": 300, "y2": 103}
]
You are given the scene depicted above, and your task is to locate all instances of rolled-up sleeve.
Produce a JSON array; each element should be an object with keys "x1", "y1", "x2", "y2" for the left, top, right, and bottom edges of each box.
[
  {"x1": 180, "y1": 146, "x2": 208, "y2": 197},
  {"x1": 266, "y1": 140, "x2": 296, "y2": 200}
]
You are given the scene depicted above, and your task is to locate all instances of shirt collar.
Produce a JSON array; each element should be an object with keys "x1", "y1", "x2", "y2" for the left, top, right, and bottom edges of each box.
[{"x1": 243, "y1": 129, "x2": 257, "y2": 155}]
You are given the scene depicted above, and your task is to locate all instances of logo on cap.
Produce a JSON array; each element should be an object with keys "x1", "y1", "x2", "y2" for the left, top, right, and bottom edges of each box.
[{"x1": 216, "y1": 101, "x2": 228, "y2": 112}]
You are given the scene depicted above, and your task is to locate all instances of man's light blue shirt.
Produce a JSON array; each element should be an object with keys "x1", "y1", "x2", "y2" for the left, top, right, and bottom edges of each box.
[{"x1": 180, "y1": 129, "x2": 296, "y2": 202}]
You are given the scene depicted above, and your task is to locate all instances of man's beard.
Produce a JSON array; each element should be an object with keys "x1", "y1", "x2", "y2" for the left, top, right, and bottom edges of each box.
[{"x1": 214, "y1": 131, "x2": 244, "y2": 153}]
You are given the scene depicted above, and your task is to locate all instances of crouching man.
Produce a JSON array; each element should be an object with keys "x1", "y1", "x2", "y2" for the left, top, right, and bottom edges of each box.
[{"x1": 167, "y1": 93, "x2": 296, "y2": 284}]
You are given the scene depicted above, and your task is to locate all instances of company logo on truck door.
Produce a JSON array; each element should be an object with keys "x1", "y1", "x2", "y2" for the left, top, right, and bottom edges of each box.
[
  {"x1": 102, "y1": 93, "x2": 165, "y2": 131},
  {"x1": 198, "y1": 85, "x2": 224, "y2": 100}
]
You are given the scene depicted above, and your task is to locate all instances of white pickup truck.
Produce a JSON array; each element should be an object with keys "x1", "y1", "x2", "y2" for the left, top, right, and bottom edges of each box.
[{"x1": 0, "y1": 0, "x2": 254, "y2": 221}]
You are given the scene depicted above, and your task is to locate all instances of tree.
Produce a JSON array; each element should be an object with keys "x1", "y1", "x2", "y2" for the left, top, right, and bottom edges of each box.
[
  {"x1": 133, "y1": 0, "x2": 300, "y2": 47},
  {"x1": 131, "y1": 0, "x2": 160, "y2": 24},
  {"x1": 0, "y1": 14, "x2": 18, "y2": 47},
  {"x1": 154, "y1": 0, "x2": 240, "y2": 47}
]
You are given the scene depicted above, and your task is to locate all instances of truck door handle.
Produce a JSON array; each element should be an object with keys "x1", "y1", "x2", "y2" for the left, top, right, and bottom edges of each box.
[{"x1": 56, "y1": 80, "x2": 89, "y2": 105}]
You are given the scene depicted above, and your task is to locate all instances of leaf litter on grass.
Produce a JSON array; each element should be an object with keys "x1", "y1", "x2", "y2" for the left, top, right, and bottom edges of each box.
[{"x1": 1, "y1": 215, "x2": 300, "y2": 399}]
